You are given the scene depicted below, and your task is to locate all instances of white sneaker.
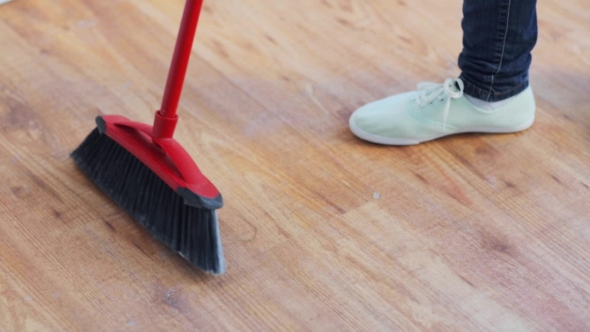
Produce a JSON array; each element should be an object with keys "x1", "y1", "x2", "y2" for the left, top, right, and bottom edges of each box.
[{"x1": 349, "y1": 78, "x2": 536, "y2": 145}]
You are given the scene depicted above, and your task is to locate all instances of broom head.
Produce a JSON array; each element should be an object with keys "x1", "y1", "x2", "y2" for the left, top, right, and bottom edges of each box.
[{"x1": 72, "y1": 115, "x2": 225, "y2": 274}]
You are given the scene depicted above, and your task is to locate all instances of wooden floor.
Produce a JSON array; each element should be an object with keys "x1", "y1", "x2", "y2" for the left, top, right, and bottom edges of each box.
[{"x1": 1, "y1": 0, "x2": 589, "y2": 330}]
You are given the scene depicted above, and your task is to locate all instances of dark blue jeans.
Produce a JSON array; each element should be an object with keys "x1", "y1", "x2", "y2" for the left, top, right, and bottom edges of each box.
[{"x1": 459, "y1": 0, "x2": 538, "y2": 102}]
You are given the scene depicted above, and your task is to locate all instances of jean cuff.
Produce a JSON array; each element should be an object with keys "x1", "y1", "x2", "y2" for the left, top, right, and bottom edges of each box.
[{"x1": 459, "y1": 74, "x2": 529, "y2": 102}]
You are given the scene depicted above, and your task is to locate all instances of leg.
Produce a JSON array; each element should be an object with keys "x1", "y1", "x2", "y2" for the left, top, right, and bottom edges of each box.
[
  {"x1": 348, "y1": 1, "x2": 538, "y2": 146},
  {"x1": 459, "y1": 0, "x2": 538, "y2": 102}
]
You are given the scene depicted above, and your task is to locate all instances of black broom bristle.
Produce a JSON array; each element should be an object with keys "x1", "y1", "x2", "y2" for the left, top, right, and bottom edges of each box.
[{"x1": 72, "y1": 128, "x2": 225, "y2": 274}]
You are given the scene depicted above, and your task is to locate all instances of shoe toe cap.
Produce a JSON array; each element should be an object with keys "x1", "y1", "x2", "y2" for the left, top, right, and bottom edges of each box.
[{"x1": 350, "y1": 105, "x2": 398, "y2": 137}]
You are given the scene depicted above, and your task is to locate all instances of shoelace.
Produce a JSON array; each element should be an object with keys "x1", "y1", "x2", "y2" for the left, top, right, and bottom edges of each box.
[{"x1": 415, "y1": 78, "x2": 465, "y2": 132}]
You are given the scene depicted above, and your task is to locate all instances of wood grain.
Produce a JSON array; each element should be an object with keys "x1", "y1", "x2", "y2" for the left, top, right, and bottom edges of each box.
[{"x1": 1, "y1": 0, "x2": 589, "y2": 331}]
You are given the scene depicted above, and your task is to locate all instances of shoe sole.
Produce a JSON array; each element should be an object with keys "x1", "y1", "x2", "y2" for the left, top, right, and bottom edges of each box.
[{"x1": 349, "y1": 116, "x2": 535, "y2": 146}]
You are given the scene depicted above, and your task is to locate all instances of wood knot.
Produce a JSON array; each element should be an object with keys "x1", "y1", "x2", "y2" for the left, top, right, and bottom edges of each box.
[{"x1": 480, "y1": 231, "x2": 515, "y2": 257}]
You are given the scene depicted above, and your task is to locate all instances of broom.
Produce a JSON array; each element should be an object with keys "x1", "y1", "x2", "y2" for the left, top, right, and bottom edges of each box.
[{"x1": 72, "y1": 0, "x2": 225, "y2": 274}]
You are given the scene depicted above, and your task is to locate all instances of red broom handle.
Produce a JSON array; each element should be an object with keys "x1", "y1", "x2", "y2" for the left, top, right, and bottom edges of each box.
[{"x1": 153, "y1": 0, "x2": 204, "y2": 139}]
